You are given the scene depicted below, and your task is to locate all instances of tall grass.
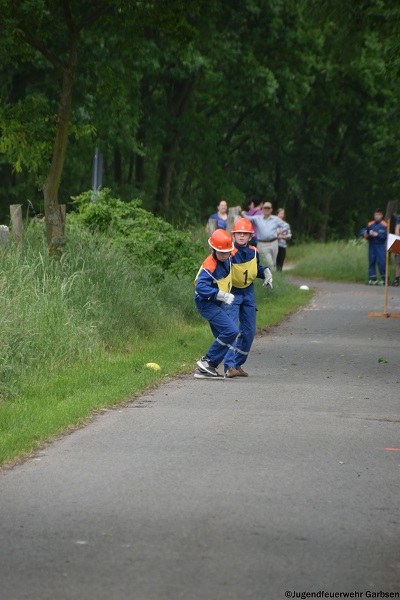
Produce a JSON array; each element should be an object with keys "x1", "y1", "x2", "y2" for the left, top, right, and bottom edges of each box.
[
  {"x1": 288, "y1": 239, "x2": 396, "y2": 282},
  {"x1": 0, "y1": 224, "x2": 200, "y2": 400}
]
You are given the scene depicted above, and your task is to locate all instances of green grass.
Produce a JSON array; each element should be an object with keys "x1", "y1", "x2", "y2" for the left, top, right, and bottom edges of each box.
[
  {"x1": 0, "y1": 227, "x2": 311, "y2": 468},
  {"x1": 288, "y1": 239, "x2": 396, "y2": 282}
]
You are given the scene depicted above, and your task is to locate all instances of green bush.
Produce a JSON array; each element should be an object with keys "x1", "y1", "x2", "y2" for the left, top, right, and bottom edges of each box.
[{"x1": 69, "y1": 189, "x2": 203, "y2": 279}]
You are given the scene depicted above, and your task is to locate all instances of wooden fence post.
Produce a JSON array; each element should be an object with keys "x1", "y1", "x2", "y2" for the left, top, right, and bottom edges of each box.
[
  {"x1": 227, "y1": 206, "x2": 241, "y2": 233},
  {"x1": 10, "y1": 204, "x2": 23, "y2": 246},
  {"x1": 0, "y1": 225, "x2": 9, "y2": 251},
  {"x1": 207, "y1": 218, "x2": 218, "y2": 233}
]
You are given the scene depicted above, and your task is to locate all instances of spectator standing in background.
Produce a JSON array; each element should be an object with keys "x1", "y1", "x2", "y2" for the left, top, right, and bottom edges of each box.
[
  {"x1": 276, "y1": 208, "x2": 292, "y2": 271},
  {"x1": 206, "y1": 199, "x2": 229, "y2": 231},
  {"x1": 244, "y1": 196, "x2": 263, "y2": 246},
  {"x1": 359, "y1": 208, "x2": 388, "y2": 285},
  {"x1": 244, "y1": 201, "x2": 286, "y2": 269}
]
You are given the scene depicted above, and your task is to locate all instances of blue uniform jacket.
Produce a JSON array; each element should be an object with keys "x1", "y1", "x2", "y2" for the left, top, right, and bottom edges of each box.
[
  {"x1": 194, "y1": 254, "x2": 232, "y2": 302},
  {"x1": 360, "y1": 220, "x2": 387, "y2": 244}
]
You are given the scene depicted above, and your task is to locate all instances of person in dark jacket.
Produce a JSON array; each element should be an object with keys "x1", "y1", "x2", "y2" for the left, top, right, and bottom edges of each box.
[
  {"x1": 360, "y1": 209, "x2": 388, "y2": 285},
  {"x1": 394, "y1": 215, "x2": 400, "y2": 286}
]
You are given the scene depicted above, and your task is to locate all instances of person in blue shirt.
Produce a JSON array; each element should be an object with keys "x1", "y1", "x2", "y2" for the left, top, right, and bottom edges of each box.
[
  {"x1": 194, "y1": 229, "x2": 239, "y2": 379},
  {"x1": 360, "y1": 208, "x2": 388, "y2": 285},
  {"x1": 394, "y1": 215, "x2": 400, "y2": 286},
  {"x1": 223, "y1": 218, "x2": 273, "y2": 378},
  {"x1": 206, "y1": 199, "x2": 229, "y2": 231}
]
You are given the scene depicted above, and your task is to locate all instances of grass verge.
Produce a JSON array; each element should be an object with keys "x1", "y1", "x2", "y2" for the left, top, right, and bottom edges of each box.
[{"x1": 288, "y1": 239, "x2": 397, "y2": 282}]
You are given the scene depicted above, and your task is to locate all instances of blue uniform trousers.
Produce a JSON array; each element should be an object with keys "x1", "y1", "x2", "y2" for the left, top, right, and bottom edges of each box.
[
  {"x1": 368, "y1": 244, "x2": 386, "y2": 280},
  {"x1": 195, "y1": 297, "x2": 239, "y2": 367},
  {"x1": 223, "y1": 289, "x2": 256, "y2": 370}
]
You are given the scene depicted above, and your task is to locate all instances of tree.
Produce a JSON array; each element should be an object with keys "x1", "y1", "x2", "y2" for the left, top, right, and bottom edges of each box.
[
  {"x1": 0, "y1": 0, "x2": 112, "y2": 255},
  {"x1": 1, "y1": 0, "x2": 400, "y2": 242}
]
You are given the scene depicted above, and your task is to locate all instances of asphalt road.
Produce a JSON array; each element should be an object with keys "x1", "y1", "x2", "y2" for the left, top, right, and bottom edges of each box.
[{"x1": 1, "y1": 280, "x2": 400, "y2": 600}]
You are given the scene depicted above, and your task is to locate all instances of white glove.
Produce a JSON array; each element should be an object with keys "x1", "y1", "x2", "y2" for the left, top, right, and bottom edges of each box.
[
  {"x1": 263, "y1": 268, "x2": 273, "y2": 289},
  {"x1": 216, "y1": 290, "x2": 235, "y2": 305}
]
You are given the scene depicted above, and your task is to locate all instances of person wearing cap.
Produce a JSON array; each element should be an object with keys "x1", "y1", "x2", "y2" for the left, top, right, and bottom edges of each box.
[
  {"x1": 194, "y1": 229, "x2": 239, "y2": 379},
  {"x1": 223, "y1": 218, "x2": 273, "y2": 378},
  {"x1": 359, "y1": 208, "x2": 388, "y2": 285},
  {"x1": 243, "y1": 202, "x2": 286, "y2": 269}
]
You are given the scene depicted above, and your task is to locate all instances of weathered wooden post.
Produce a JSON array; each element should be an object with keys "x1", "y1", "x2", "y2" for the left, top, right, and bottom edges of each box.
[
  {"x1": 0, "y1": 225, "x2": 9, "y2": 251},
  {"x1": 207, "y1": 218, "x2": 218, "y2": 234},
  {"x1": 227, "y1": 206, "x2": 241, "y2": 233},
  {"x1": 10, "y1": 204, "x2": 23, "y2": 246}
]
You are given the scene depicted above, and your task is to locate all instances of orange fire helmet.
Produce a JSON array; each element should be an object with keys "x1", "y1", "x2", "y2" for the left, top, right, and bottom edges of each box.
[
  {"x1": 231, "y1": 218, "x2": 254, "y2": 234},
  {"x1": 208, "y1": 229, "x2": 234, "y2": 252}
]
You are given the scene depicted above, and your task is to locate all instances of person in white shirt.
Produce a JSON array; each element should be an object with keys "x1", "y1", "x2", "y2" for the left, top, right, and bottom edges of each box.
[{"x1": 243, "y1": 202, "x2": 286, "y2": 269}]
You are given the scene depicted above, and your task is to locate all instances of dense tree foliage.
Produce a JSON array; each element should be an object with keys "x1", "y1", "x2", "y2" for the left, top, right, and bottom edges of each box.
[{"x1": 1, "y1": 0, "x2": 400, "y2": 244}]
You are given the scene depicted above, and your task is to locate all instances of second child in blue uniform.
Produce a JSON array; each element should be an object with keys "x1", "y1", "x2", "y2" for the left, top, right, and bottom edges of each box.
[
  {"x1": 194, "y1": 229, "x2": 239, "y2": 379},
  {"x1": 224, "y1": 218, "x2": 273, "y2": 378}
]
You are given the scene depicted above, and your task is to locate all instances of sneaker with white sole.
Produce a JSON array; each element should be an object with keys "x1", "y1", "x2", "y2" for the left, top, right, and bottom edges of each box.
[
  {"x1": 196, "y1": 356, "x2": 219, "y2": 376},
  {"x1": 194, "y1": 368, "x2": 224, "y2": 379}
]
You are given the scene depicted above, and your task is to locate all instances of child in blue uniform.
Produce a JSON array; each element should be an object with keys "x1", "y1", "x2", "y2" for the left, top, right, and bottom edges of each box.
[
  {"x1": 394, "y1": 215, "x2": 400, "y2": 286},
  {"x1": 360, "y1": 209, "x2": 388, "y2": 285},
  {"x1": 223, "y1": 218, "x2": 273, "y2": 378},
  {"x1": 194, "y1": 229, "x2": 239, "y2": 379}
]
